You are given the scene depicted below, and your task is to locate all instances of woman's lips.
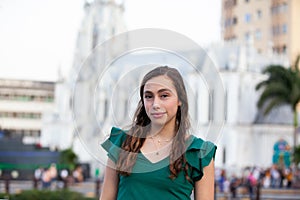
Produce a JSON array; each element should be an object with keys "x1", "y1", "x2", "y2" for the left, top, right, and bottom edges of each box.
[{"x1": 151, "y1": 112, "x2": 166, "y2": 118}]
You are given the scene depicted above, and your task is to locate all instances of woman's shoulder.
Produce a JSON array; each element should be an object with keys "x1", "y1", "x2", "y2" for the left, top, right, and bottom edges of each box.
[
  {"x1": 110, "y1": 126, "x2": 127, "y2": 136},
  {"x1": 101, "y1": 127, "x2": 128, "y2": 163},
  {"x1": 105, "y1": 127, "x2": 128, "y2": 144},
  {"x1": 185, "y1": 135, "x2": 217, "y2": 169},
  {"x1": 184, "y1": 135, "x2": 217, "y2": 182},
  {"x1": 101, "y1": 127, "x2": 127, "y2": 149},
  {"x1": 186, "y1": 135, "x2": 216, "y2": 152}
]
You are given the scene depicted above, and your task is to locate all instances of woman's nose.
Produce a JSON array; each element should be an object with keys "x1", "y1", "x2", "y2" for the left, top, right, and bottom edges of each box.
[{"x1": 152, "y1": 98, "x2": 161, "y2": 109}]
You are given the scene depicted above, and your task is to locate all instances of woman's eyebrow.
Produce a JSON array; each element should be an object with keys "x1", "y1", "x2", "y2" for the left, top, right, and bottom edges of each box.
[
  {"x1": 144, "y1": 88, "x2": 173, "y2": 94},
  {"x1": 144, "y1": 88, "x2": 172, "y2": 94},
  {"x1": 157, "y1": 88, "x2": 172, "y2": 93},
  {"x1": 143, "y1": 90, "x2": 153, "y2": 94}
]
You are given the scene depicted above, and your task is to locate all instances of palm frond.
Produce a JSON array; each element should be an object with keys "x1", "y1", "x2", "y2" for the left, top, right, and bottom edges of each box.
[
  {"x1": 294, "y1": 55, "x2": 300, "y2": 72},
  {"x1": 257, "y1": 82, "x2": 290, "y2": 108},
  {"x1": 263, "y1": 97, "x2": 287, "y2": 115},
  {"x1": 261, "y1": 65, "x2": 294, "y2": 90},
  {"x1": 255, "y1": 80, "x2": 270, "y2": 90},
  {"x1": 256, "y1": 63, "x2": 300, "y2": 117}
]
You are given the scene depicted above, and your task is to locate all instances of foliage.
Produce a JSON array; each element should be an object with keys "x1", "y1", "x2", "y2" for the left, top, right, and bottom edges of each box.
[
  {"x1": 0, "y1": 190, "x2": 96, "y2": 200},
  {"x1": 59, "y1": 148, "x2": 78, "y2": 171},
  {"x1": 256, "y1": 55, "x2": 300, "y2": 127},
  {"x1": 0, "y1": 193, "x2": 9, "y2": 199},
  {"x1": 294, "y1": 145, "x2": 300, "y2": 165},
  {"x1": 255, "y1": 64, "x2": 300, "y2": 117}
]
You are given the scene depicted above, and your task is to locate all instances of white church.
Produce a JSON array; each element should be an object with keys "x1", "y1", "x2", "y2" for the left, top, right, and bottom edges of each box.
[{"x1": 41, "y1": 0, "x2": 299, "y2": 177}]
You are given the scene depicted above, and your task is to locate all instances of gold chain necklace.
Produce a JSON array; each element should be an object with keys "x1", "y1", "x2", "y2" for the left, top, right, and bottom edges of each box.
[{"x1": 150, "y1": 135, "x2": 173, "y2": 155}]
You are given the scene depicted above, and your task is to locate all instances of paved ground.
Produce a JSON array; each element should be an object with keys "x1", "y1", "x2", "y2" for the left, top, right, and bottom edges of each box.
[
  {"x1": 0, "y1": 180, "x2": 99, "y2": 198},
  {"x1": 1, "y1": 180, "x2": 300, "y2": 199},
  {"x1": 216, "y1": 187, "x2": 300, "y2": 200}
]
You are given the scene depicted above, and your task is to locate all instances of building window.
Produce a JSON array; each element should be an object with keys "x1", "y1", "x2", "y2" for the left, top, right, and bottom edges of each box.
[
  {"x1": 244, "y1": 13, "x2": 251, "y2": 23},
  {"x1": 225, "y1": 35, "x2": 237, "y2": 41},
  {"x1": 257, "y1": 49, "x2": 262, "y2": 54},
  {"x1": 282, "y1": 24, "x2": 288, "y2": 34},
  {"x1": 0, "y1": 111, "x2": 42, "y2": 119},
  {"x1": 272, "y1": 3, "x2": 288, "y2": 15},
  {"x1": 224, "y1": 17, "x2": 238, "y2": 28},
  {"x1": 92, "y1": 24, "x2": 98, "y2": 49},
  {"x1": 273, "y1": 45, "x2": 287, "y2": 54},
  {"x1": 255, "y1": 29, "x2": 262, "y2": 40},
  {"x1": 104, "y1": 99, "x2": 108, "y2": 119},
  {"x1": 272, "y1": 25, "x2": 280, "y2": 36},
  {"x1": 224, "y1": 0, "x2": 237, "y2": 8},
  {"x1": 257, "y1": 10, "x2": 262, "y2": 19},
  {"x1": 271, "y1": 6, "x2": 278, "y2": 15},
  {"x1": 282, "y1": 45, "x2": 287, "y2": 54},
  {"x1": 244, "y1": 32, "x2": 251, "y2": 41},
  {"x1": 224, "y1": 89, "x2": 228, "y2": 122},
  {"x1": 124, "y1": 101, "x2": 128, "y2": 118},
  {"x1": 224, "y1": 18, "x2": 230, "y2": 28},
  {"x1": 233, "y1": 17, "x2": 238, "y2": 25},
  {"x1": 281, "y1": 2, "x2": 288, "y2": 13}
]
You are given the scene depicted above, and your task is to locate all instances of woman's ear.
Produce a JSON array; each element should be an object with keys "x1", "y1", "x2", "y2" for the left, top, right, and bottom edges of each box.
[{"x1": 178, "y1": 101, "x2": 182, "y2": 106}]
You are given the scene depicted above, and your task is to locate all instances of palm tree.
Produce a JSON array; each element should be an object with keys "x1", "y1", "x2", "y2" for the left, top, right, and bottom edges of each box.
[{"x1": 255, "y1": 55, "x2": 300, "y2": 152}]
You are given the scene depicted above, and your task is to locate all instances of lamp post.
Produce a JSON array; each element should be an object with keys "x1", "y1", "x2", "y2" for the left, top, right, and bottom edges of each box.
[
  {"x1": 3, "y1": 170, "x2": 19, "y2": 194},
  {"x1": 4, "y1": 173, "x2": 10, "y2": 194},
  {"x1": 95, "y1": 168, "x2": 101, "y2": 198},
  {"x1": 60, "y1": 169, "x2": 69, "y2": 189}
]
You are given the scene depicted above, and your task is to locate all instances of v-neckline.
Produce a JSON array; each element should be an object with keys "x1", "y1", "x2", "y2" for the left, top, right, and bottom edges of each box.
[
  {"x1": 139, "y1": 150, "x2": 170, "y2": 164},
  {"x1": 138, "y1": 135, "x2": 195, "y2": 164}
]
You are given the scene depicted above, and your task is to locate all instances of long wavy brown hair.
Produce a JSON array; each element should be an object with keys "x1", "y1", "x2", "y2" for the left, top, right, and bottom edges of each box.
[{"x1": 116, "y1": 66, "x2": 191, "y2": 181}]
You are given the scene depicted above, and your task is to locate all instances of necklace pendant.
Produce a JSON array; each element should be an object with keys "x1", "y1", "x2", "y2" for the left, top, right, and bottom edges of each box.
[{"x1": 156, "y1": 152, "x2": 159, "y2": 155}]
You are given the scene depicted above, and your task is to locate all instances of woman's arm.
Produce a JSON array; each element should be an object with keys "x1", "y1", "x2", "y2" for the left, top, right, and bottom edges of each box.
[
  {"x1": 99, "y1": 159, "x2": 119, "y2": 200},
  {"x1": 194, "y1": 159, "x2": 215, "y2": 200}
]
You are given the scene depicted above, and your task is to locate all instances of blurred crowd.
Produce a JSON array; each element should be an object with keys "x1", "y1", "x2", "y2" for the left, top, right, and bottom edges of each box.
[
  {"x1": 215, "y1": 164, "x2": 300, "y2": 199},
  {"x1": 34, "y1": 163, "x2": 84, "y2": 189}
]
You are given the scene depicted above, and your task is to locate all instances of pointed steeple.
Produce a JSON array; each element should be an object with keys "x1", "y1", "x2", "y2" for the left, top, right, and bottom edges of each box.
[{"x1": 57, "y1": 64, "x2": 64, "y2": 83}]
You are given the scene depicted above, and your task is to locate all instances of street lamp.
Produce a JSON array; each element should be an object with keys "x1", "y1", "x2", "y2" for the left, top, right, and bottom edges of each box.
[{"x1": 11, "y1": 170, "x2": 19, "y2": 179}]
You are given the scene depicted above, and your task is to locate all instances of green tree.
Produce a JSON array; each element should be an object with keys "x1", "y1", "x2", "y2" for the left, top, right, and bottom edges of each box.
[
  {"x1": 294, "y1": 145, "x2": 300, "y2": 165},
  {"x1": 255, "y1": 55, "x2": 300, "y2": 152},
  {"x1": 59, "y1": 148, "x2": 78, "y2": 171}
]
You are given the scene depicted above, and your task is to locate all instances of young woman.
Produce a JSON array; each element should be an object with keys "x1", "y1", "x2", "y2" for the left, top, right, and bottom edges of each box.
[{"x1": 100, "y1": 66, "x2": 217, "y2": 200}]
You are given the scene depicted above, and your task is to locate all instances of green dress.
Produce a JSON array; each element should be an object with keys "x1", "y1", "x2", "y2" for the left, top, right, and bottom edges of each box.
[{"x1": 101, "y1": 127, "x2": 217, "y2": 200}]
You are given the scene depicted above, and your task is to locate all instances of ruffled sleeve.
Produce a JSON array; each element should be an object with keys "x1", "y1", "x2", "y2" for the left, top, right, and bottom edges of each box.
[
  {"x1": 185, "y1": 136, "x2": 217, "y2": 182},
  {"x1": 101, "y1": 127, "x2": 127, "y2": 163}
]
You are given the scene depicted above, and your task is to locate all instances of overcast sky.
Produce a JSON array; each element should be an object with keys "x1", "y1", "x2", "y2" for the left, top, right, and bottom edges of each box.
[{"x1": 0, "y1": 0, "x2": 221, "y2": 81}]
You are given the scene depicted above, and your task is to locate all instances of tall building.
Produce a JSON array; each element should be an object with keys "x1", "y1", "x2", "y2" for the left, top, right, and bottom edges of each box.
[
  {"x1": 41, "y1": 0, "x2": 127, "y2": 175},
  {"x1": 0, "y1": 79, "x2": 59, "y2": 180},
  {"x1": 0, "y1": 79, "x2": 54, "y2": 144},
  {"x1": 221, "y1": 0, "x2": 300, "y2": 65}
]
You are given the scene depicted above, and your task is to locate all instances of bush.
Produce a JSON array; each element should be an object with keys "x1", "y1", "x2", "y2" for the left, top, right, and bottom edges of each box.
[
  {"x1": 0, "y1": 193, "x2": 9, "y2": 199},
  {"x1": 294, "y1": 145, "x2": 300, "y2": 165},
  {"x1": 59, "y1": 148, "x2": 78, "y2": 171},
  {"x1": 0, "y1": 190, "x2": 96, "y2": 200}
]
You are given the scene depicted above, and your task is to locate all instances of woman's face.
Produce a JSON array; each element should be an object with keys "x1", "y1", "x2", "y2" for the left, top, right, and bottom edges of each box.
[{"x1": 143, "y1": 75, "x2": 181, "y2": 129}]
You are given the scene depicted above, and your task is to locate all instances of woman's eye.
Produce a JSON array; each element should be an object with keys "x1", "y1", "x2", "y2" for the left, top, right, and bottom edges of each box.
[
  {"x1": 144, "y1": 95, "x2": 152, "y2": 99},
  {"x1": 161, "y1": 94, "x2": 169, "y2": 98}
]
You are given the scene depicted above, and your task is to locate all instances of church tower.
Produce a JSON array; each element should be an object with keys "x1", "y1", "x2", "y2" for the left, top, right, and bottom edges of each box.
[{"x1": 41, "y1": 0, "x2": 127, "y2": 177}]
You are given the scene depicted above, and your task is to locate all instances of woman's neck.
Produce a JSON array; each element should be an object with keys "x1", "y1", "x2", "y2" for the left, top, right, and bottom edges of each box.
[{"x1": 149, "y1": 123, "x2": 176, "y2": 140}]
